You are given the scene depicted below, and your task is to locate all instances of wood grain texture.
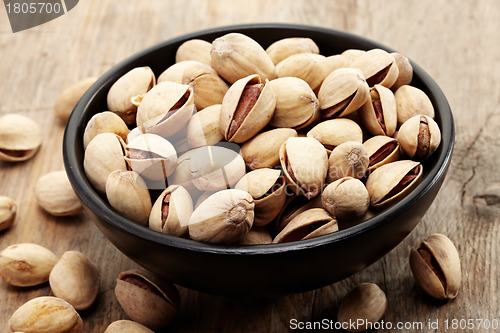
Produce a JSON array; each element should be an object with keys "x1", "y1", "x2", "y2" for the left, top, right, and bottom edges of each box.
[{"x1": 1, "y1": 0, "x2": 499, "y2": 332}]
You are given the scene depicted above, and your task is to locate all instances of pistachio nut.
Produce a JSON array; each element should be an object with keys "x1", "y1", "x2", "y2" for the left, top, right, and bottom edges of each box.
[
  {"x1": 306, "y1": 118, "x2": 363, "y2": 154},
  {"x1": 105, "y1": 320, "x2": 155, "y2": 333},
  {"x1": 8, "y1": 296, "x2": 83, "y2": 333},
  {"x1": 168, "y1": 149, "x2": 199, "y2": 192},
  {"x1": 83, "y1": 111, "x2": 130, "y2": 149},
  {"x1": 220, "y1": 74, "x2": 276, "y2": 143},
  {"x1": 317, "y1": 68, "x2": 370, "y2": 119},
  {"x1": 0, "y1": 196, "x2": 16, "y2": 231},
  {"x1": 0, "y1": 243, "x2": 58, "y2": 287},
  {"x1": 235, "y1": 168, "x2": 287, "y2": 226},
  {"x1": 265, "y1": 37, "x2": 320, "y2": 65},
  {"x1": 186, "y1": 104, "x2": 224, "y2": 148},
  {"x1": 319, "y1": 54, "x2": 349, "y2": 80},
  {"x1": 363, "y1": 135, "x2": 400, "y2": 172},
  {"x1": 321, "y1": 177, "x2": 369, "y2": 220},
  {"x1": 273, "y1": 208, "x2": 338, "y2": 243},
  {"x1": 105, "y1": 170, "x2": 152, "y2": 225},
  {"x1": 352, "y1": 48, "x2": 399, "y2": 88},
  {"x1": 394, "y1": 85, "x2": 435, "y2": 126},
  {"x1": 275, "y1": 195, "x2": 323, "y2": 233},
  {"x1": 327, "y1": 141, "x2": 369, "y2": 182},
  {"x1": 391, "y1": 52, "x2": 413, "y2": 91},
  {"x1": 275, "y1": 53, "x2": 326, "y2": 91},
  {"x1": 188, "y1": 189, "x2": 254, "y2": 244},
  {"x1": 240, "y1": 128, "x2": 297, "y2": 170},
  {"x1": 136, "y1": 81, "x2": 195, "y2": 137},
  {"x1": 365, "y1": 160, "x2": 423, "y2": 209},
  {"x1": 280, "y1": 137, "x2": 328, "y2": 198},
  {"x1": 84, "y1": 133, "x2": 127, "y2": 194},
  {"x1": 35, "y1": 171, "x2": 83, "y2": 216},
  {"x1": 49, "y1": 251, "x2": 100, "y2": 310},
  {"x1": 360, "y1": 84, "x2": 397, "y2": 136},
  {"x1": 337, "y1": 283, "x2": 387, "y2": 333},
  {"x1": 158, "y1": 60, "x2": 229, "y2": 110},
  {"x1": 54, "y1": 77, "x2": 97, "y2": 122},
  {"x1": 107, "y1": 67, "x2": 155, "y2": 124},
  {"x1": 409, "y1": 233, "x2": 461, "y2": 300},
  {"x1": 127, "y1": 127, "x2": 143, "y2": 143},
  {"x1": 341, "y1": 49, "x2": 366, "y2": 65},
  {"x1": 211, "y1": 32, "x2": 276, "y2": 83},
  {"x1": 115, "y1": 270, "x2": 180, "y2": 330},
  {"x1": 0, "y1": 113, "x2": 42, "y2": 162},
  {"x1": 238, "y1": 226, "x2": 273, "y2": 245},
  {"x1": 398, "y1": 115, "x2": 441, "y2": 160},
  {"x1": 268, "y1": 77, "x2": 319, "y2": 129},
  {"x1": 149, "y1": 185, "x2": 193, "y2": 237},
  {"x1": 175, "y1": 39, "x2": 212, "y2": 65}
]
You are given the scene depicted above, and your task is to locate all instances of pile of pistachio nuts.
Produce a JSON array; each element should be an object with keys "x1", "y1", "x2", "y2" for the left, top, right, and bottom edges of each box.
[{"x1": 82, "y1": 32, "x2": 441, "y2": 245}]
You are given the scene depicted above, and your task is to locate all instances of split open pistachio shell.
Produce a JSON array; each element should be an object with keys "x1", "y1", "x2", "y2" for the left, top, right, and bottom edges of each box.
[
  {"x1": 107, "y1": 67, "x2": 155, "y2": 124},
  {"x1": 321, "y1": 177, "x2": 369, "y2": 220},
  {"x1": 158, "y1": 60, "x2": 228, "y2": 110},
  {"x1": 0, "y1": 196, "x2": 16, "y2": 231},
  {"x1": 363, "y1": 135, "x2": 400, "y2": 172},
  {"x1": 318, "y1": 68, "x2": 370, "y2": 119},
  {"x1": 319, "y1": 54, "x2": 349, "y2": 79},
  {"x1": 268, "y1": 77, "x2": 319, "y2": 129},
  {"x1": 391, "y1": 52, "x2": 413, "y2": 91},
  {"x1": 398, "y1": 115, "x2": 441, "y2": 160},
  {"x1": 360, "y1": 85, "x2": 397, "y2": 136},
  {"x1": 275, "y1": 53, "x2": 326, "y2": 91},
  {"x1": 275, "y1": 195, "x2": 323, "y2": 233},
  {"x1": 366, "y1": 160, "x2": 423, "y2": 209},
  {"x1": 149, "y1": 185, "x2": 193, "y2": 237},
  {"x1": 307, "y1": 118, "x2": 363, "y2": 153},
  {"x1": 341, "y1": 49, "x2": 366, "y2": 65},
  {"x1": 327, "y1": 141, "x2": 369, "y2": 182},
  {"x1": 54, "y1": 77, "x2": 97, "y2": 122},
  {"x1": 136, "y1": 81, "x2": 195, "y2": 137},
  {"x1": 394, "y1": 85, "x2": 435, "y2": 126},
  {"x1": 211, "y1": 32, "x2": 276, "y2": 83},
  {"x1": 352, "y1": 48, "x2": 399, "y2": 88},
  {"x1": 220, "y1": 74, "x2": 276, "y2": 143},
  {"x1": 265, "y1": 37, "x2": 319, "y2": 65},
  {"x1": 188, "y1": 189, "x2": 254, "y2": 244},
  {"x1": 83, "y1": 111, "x2": 130, "y2": 149},
  {"x1": 186, "y1": 104, "x2": 224, "y2": 148},
  {"x1": 273, "y1": 208, "x2": 338, "y2": 243},
  {"x1": 175, "y1": 39, "x2": 212, "y2": 65},
  {"x1": 0, "y1": 114, "x2": 42, "y2": 162},
  {"x1": 280, "y1": 137, "x2": 328, "y2": 199},
  {"x1": 105, "y1": 320, "x2": 155, "y2": 333},
  {"x1": 35, "y1": 171, "x2": 83, "y2": 216},
  {"x1": 238, "y1": 226, "x2": 273, "y2": 245},
  {"x1": 235, "y1": 168, "x2": 287, "y2": 226}
]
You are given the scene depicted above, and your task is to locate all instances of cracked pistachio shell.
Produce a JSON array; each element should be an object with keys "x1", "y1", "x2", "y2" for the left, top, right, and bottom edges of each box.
[
  {"x1": 273, "y1": 208, "x2": 338, "y2": 243},
  {"x1": 394, "y1": 85, "x2": 435, "y2": 126},
  {"x1": 319, "y1": 54, "x2": 349, "y2": 80},
  {"x1": 186, "y1": 104, "x2": 223, "y2": 148},
  {"x1": 127, "y1": 127, "x2": 143, "y2": 143},
  {"x1": 266, "y1": 37, "x2": 319, "y2": 65},
  {"x1": 235, "y1": 168, "x2": 287, "y2": 226},
  {"x1": 238, "y1": 226, "x2": 273, "y2": 245},
  {"x1": 83, "y1": 111, "x2": 130, "y2": 149},
  {"x1": 115, "y1": 270, "x2": 180, "y2": 330},
  {"x1": 410, "y1": 233, "x2": 461, "y2": 300},
  {"x1": 275, "y1": 195, "x2": 323, "y2": 233},
  {"x1": 9, "y1": 296, "x2": 83, "y2": 333},
  {"x1": 275, "y1": 53, "x2": 326, "y2": 91},
  {"x1": 341, "y1": 49, "x2": 366, "y2": 65},
  {"x1": 149, "y1": 185, "x2": 193, "y2": 237},
  {"x1": 220, "y1": 74, "x2": 276, "y2": 143},
  {"x1": 352, "y1": 49, "x2": 399, "y2": 88},
  {"x1": 268, "y1": 77, "x2": 319, "y2": 129},
  {"x1": 49, "y1": 251, "x2": 100, "y2": 310},
  {"x1": 0, "y1": 243, "x2": 58, "y2": 287},
  {"x1": 175, "y1": 39, "x2": 212, "y2": 65},
  {"x1": 241, "y1": 128, "x2": 298, "y2": 170},
  {"x1": 360, "y1": 85, "x2": 397, "y2": 136},
  {"x1": 168, "y1": 149, "x2": 199, "y2": 192},
  {"x1": 54, "y1": 77, "x2": 97, "y2": 122},
  {"x1": 0, "y1": 196, "x2": 16, "y2": 231},
  {"x1": 363, "y1": 135, "x2": 400, "y2": 172},
  {"x1": 391, "y1": 52, "x2": 413, "y2": 91},
  {"x1": 105, "y1": 320, "x2": 155, "y2": 333},
  {"x1": 125, "y1": 133, "x2": 178, "y2": 181},
  {"x1": 337, "y1": 283, "x2": 387, "y2": 333},
  {"x1": 35, "y1": 171, "x2": 83, "y2": 216},
  {"x1": 107, "y1": 67, "x2": 155, "y2": 124},
  {"x1": 318, "y1": 68, "x2": 370, "y2": 119},
  {"x1": 398, "y1": 115, "x2": 441, "y2": 160},
  {"x1": 307, "y1": 118, "x2": 363, "y2": 154},
  {"x1": 158, "y1": 60, "x2": 229, "y2": 110},
  {"x1": 366, "y1": 160, "x2": 422, "y2": 209},
  {"x1": 0, "y1": 114, "x2": 41, "y2": 162},
  {"x1": 84, "y1": 133, "x2": 127, "y2": 194},
  {"x1": 105, "y1": 170, "x2": 152, "y2": 225},
  {"x1": 211, "y1": 32, "x2": 276, "y2": 83},
  {"x1": 136, "y1": 81, "x2": 195, "y2": 137},
  {"x1": 321, "y1": 177, "x2": 369, "y2": 220},
  {"x1": 327, "y1": 142, "x2": 369, "y2": 182},
  {"x1": 188, "y1": 189, "x2": 254, "y2": 244},
  {"x1": 280, "y1": 137, "x2": 328, "y2": 199}
]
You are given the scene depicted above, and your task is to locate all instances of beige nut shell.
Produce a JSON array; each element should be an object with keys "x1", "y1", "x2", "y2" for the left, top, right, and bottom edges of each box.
[
  {"x1": 327, "y1": 141, "x2": 369, "y2": 182},
  {"x1": 265, "y1": 37, "x2": 319, "y2": 65},
  {"x1": 275, "y1": 53, "x2": 326, "y2": 91},
  {"x1": 35, "y1": 171, "x2": 83, "y2": 216},
  {"x1": 394, "y1": 85, "x2": 435, "y2": 126},
  {"x1": 363, "y1": 135, "x2": 400, "y2": 172},
  {"x1": 360, "y1": 84, "x2": 397, "y2": 136},
  {"x1": 0, "y1": 196, "x2": 16, "y2": 231},
  {"x1": 149, "y1": 185, "x2": 193, "y2": 237},
  {"x1": 0, "y1": 113, "x2": 42, "y2": 162},
  {"x1": 352, "y1": 48, "x2": 399, "y2": 88},
  {"x1": 398, "y1": 115, "x2": 441, "y2": 159},
  {"x1": 175, "y1": 39, "x2": 212, "y2": 65},
  {"x1": 54, "y1": 77, "x2": 97, "y2": 122},
  {"x1": 105, "y1": 320, "x2": 155, "y2": 333},
  {"x1": 273, "y1": 208, "x2": 338, "y2": 243},
  {"x1": 83, "y1": 111, "x2": 129, "y2": 149},
  {"x1": 186, "y1": 104, "x2": 224, "y2": 148},
  {"x1": 307, "y1": 118, "x2": 363, "y2": 153},
  {"x1": 321, "y1": 177, "x2": 369, "y2": 220}
]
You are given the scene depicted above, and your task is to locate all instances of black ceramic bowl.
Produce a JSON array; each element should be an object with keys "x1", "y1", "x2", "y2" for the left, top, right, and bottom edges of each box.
[{"x1": 63, "y1": 23, "x2": 454, "y2": 297}]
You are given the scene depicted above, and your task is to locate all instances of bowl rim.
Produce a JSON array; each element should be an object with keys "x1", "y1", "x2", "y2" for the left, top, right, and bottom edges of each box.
[{"x1": 63, "y1": 22, "x2": 454, "y2": 256}]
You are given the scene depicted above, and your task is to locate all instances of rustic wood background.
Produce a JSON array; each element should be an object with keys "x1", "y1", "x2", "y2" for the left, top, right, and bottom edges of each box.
[{"x1": 1, "y1": 1, "x2": 499, "y2": 332}]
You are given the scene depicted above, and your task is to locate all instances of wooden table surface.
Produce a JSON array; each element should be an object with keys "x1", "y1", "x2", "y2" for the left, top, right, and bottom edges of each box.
[{"x1": 1, "y1": 1, "x2": 499, "y2": 332}]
